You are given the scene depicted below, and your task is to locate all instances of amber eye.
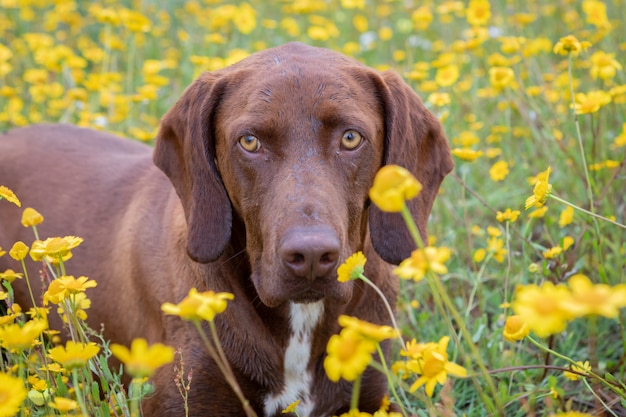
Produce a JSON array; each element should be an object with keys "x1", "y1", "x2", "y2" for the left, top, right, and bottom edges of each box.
[
  {"x1": 239, "y1": 135, "x2": 261, "y2": 152},
  {"x1": 340, "y1": 130, "x2": 363, "y2": 150}
]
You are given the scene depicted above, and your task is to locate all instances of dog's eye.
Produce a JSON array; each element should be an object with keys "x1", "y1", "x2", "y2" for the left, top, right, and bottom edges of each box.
[
  {"x1": 239, "y1": 135, "x2": 261, "y2": 152},
  {"x1": 340, "y1": 130, "x2": 363, "y2": 150}
]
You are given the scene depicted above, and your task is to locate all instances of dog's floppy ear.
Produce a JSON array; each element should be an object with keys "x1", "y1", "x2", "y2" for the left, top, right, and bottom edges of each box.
[
  {"x1": 153, "y1": 73, "x2": 232, "y2": 263},
  {"x1": 369, "y1": 71, "x2": 454, "y2": 265}
]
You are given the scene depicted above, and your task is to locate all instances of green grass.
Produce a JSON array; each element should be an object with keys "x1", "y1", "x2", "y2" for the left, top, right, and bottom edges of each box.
[{"x1": 1, "y1": 0, "x2": 625, "y2": 416}]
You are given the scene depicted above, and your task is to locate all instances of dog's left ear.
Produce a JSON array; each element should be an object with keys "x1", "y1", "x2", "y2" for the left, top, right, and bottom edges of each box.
[
  {"x1": 369, "y1": 71, "x2": 454, "y2": 265},
  {"x1": 153, "y1": 73, "x2": 232, "y2": 263}
]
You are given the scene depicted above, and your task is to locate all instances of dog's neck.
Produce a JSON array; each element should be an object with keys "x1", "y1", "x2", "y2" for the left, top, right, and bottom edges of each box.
[{"x1": 264, "y1": 301, "x2": 324, "y2": 416}]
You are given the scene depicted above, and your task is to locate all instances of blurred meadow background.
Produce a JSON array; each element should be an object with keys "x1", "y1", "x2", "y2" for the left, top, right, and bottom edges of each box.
[{"x1": 1, "y1": 0, "x2": 625, "y2": 416}]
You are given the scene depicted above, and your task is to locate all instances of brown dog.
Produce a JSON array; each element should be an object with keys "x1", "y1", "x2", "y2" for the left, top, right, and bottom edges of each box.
[{"x1": 0, "y1": 43, "x2": 452, "y2": 416}]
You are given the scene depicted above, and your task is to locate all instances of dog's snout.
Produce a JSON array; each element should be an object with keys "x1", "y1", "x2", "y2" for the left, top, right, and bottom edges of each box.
[{"x1": 279, "y1": 227, "x2": 341, "y2": 280}]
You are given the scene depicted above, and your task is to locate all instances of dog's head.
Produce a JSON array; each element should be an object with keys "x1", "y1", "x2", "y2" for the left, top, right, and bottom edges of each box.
[{"x1": 154, "y1": 43, "x2": 453, "y2": 308}]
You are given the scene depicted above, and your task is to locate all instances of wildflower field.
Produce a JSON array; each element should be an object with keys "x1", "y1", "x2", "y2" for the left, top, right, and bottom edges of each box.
[{"x1": 1, "y1": 0, "x2": 626, "y2": 416}]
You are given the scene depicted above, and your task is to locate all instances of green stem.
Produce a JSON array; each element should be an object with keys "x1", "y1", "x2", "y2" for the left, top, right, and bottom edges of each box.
[
  {"x1": 194, "y1": 321, "x2": 257, "y2": 417},
  {"x1": 375, "y1": 344, "x2": 408, "y2": 416},
  {"x1": 428, "y1": 275, "x2": 504, "y2": 414},
  {"x1": 400, "y1": 198, "x2": 502, "y2": 413},
  {"x1": 566, "y1": 54, "x2": 606, "y2": 282},
  {"x1": 357, "y1": 273, "x2": 403, "y2": 347},
  {"x1": 526, "y1": 335, "x2": 623, "y2": 397},
  {"x1": 550, "y1": 194, "x2": 626, "y2": 229},
  {"x1": 20, "y1": 258, "x2": 38, "y2": 314},
  {"x1": 130, "y1": 378, "x2": 142, "y2": 417},
  {"x1": 72, "y1": 368, "x2": 90, "y2": 417},
  {"x1": 583, "y1": 378, "x2": 619, "y2": 417},
  {"x1": 401, "y1": 204, "x2": 424, "y2": 249},
  {"x1": 503, "y1": 221, "x2": 512, "y2": 312},
  {"x1": 350, "y1": 374, "x2": 361, "y2": 411},
  {"x1": 567, "y1": 55, "x2": 596, "y2": 217}
]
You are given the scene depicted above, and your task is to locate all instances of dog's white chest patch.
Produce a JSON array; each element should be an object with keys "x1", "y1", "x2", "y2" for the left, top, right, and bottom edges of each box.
[{"x1": 264, "y1": 301, "x2": 324, "y2": 416}]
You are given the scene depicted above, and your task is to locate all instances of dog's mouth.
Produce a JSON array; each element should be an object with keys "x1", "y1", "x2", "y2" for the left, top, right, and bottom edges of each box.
[
  {"x1": 250, "y1": 267, "x2": 353, "y2": 308},
  {"x1": 291, "y1": 288, "x2": 326, "y2": 304}
]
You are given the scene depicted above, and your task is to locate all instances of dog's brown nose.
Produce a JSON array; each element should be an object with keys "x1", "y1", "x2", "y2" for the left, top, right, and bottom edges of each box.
[{"x1": 279, "y1": 227, "x2": 341, "y2": 280}]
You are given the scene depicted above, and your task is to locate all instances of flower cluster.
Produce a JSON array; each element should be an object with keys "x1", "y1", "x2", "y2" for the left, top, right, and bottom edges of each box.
[
  {"x1": 324, "y1": 315, "x2": 399, "y2": 383},
  {"x1": 510, "y1": 274, "x2": 626, "y2": 338},
  {"x1": 393, "y1": 336, "x2": 467, "y2": 397}
]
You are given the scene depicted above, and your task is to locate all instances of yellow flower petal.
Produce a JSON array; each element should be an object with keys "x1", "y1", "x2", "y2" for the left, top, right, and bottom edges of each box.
[{"x1": 369, "y1": 165, "x2": 422, "y2": 213}]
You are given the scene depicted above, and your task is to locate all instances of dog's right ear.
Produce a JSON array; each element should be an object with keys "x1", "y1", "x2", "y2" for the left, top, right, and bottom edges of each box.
[{"x1": 153, "y1": 73, "x2": 232, "y2": 263}]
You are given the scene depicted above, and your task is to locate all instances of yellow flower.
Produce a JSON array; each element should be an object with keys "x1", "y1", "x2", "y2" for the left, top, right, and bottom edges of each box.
[
  {"x1": 489, "y1": 67, "x2": 515, "y2": 90},
  {"x1": 406, "y1": 336, "x2": 467, "y2": 397},
  {"x1": 496, "y1": 208, "x2": 520, "y2": 223},
  {"x1": 43, "y1": 275, "x2": 97, "y2": 305},
  {"x1": 562, "y1": 274, "x2": 626, "y2": 319},
  {"x1": 48, "y1": 341, "x2": 100, "y2": 370},
  {"x1": 282, "y1": 399, "x2": 300, "y2": 414},
  {"x1": 233, "y1": 3, "x2": 256, "y2": 35},
  {"x1": 526, "y1": 166, "x2": 551, "y2": 185},
  {"x1": 338, "y1": 315, "x2": 400, "y2": 342},
  {"x1": 337, "y1": 252, "x2": 366, "y2": 282},
  {"x1": 0, "y1": 319, "x2": 47, "y2": 353},
  {"x1": 512, "y1": 282, "x2": 574, "y2": 337},
  {"x1": 451, "y1": 148, "x2": 483, "y2": 162},
  {"x1": 0, "y1": 269, "x2": 23, "y2": 283},
  {"x1": 590, "y1": 51, "x2": 622, "y2": 80},
  {"x1": 48, "y1": 397, "x2": 78, "y2": 412},
  {"x1": 9, "y1": 241, "x2": 29, "y2": 261},
  {"x1": 572, "y1": 90, "x2": 611, "y2": 114},
  {"x1": 582, "y1": 0, "x2": 610, "y2": 29},
  {"x1": 473, "y1": 248, "x2": 486, "y2": 263},
  {"x1": 369, "y1": 165, "x2": 422, "y2": 213},
  {"x1": 162, "y1": 288, "x2": 234, "y2": 322},
  {"x1": 525, "y1": 167, "x2": 552, "y2": 210},
  {"x1": 486, "y1": 237, "x2": 507, "y2": 263},
  {"x1": 0, "y1": 372, "x2": 27, "y2": 417},
  {"x1": 543, "y1": 246, "x2": 562, "y2": 259},
  {"x1": 503, "y1": 315, "x2": 529, "y2": 341},
  {"x1": 558, "y1": 206, "x2": 574, "y2": 227},
  {"x1": 323, "y1": 328, "x2": 376, "y2": 382},
  {"x1": 21, "y1": 207, "x2": 44, "y2": 227},
  {"x1": 435, "y1": 64, "x2": 459, "y2": 87},
  {"x1": 466, "y1": 0, "x2": 491, "y2": 26},
  {"x1": 562, "y1": 236, "x2": 574, "y2": 251},
  {"x1": 489, "y1": 160, "x2": 509, "y2": 182},
  {"x1": 352, "y1": 15, "x2": 368, "y2": 33},
  {"x1": 0, "y1": 185, "x2": 21, "y2": 207},
  {"x1": 393, "y1": 247, "x2": 451, "y2": 282},
  {"x1": 0, "y1": 304, "x2": 22, "y2": 326},
  {"x1": 111, "y1": 338, "x2": 175, "y2": 378},
  {"x1": 341, "y1": 0, "x2": 365, "y2": 9},
  {"x1": 411, "y1": 5, "x2": 433, "y2": 30},
  {"x1": 551, "y1": 412, "x2": 594, "y2": 417},
  {"x1": 553, "y1": 35, "x2": 591, "y2": 56},
  {"x1": 427, "y1": 92, "x2": 451, "y2": 107},
  {"x1": 378, "y1": 27, "x2": 393, "y2": 41},
  {"x1": 564, "y1": 360, "x2": 591, "y2": 381},
  {"x1": 119, "y1": 8, "x2": 152, "y2": 32},
  {"x1": 612, "y1": 123, "x2": 626, "y2": 148},
  {"x1": 487, "y1": 226, "x2": 501, "y2": 237},
  {"x1": 528, "y1": 206, "x2": 548, "y2": 218},
  {"x1": 30, "y1": 236, "x2": 83, "y2": 263},
  {"x1": 56, "y1": 292, "x2": 91, "y2": 323}
]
